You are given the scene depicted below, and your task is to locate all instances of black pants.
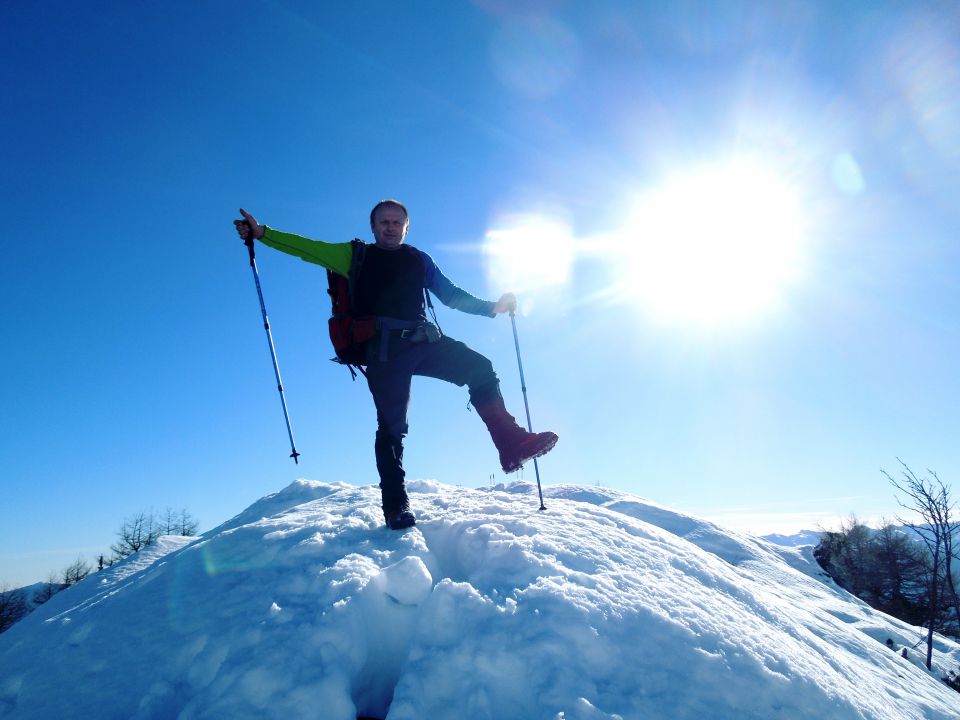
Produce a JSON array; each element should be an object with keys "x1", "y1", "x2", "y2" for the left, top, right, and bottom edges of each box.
[{"x1": 365, "y1": 333, "x2": 501, "y2": 513}]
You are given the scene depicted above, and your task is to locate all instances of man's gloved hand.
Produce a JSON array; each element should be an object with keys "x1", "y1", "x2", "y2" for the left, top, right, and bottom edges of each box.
[
  {"x1": 234, "y1": 208, "x2": 265, "y2": 243},
  {"x1": 493, "y1": 292, "x2": 518, "y2": 315}
]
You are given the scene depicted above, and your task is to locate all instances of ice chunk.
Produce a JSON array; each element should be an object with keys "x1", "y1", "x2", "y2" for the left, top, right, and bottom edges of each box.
[{"x1": 379, "y1": 556, "x2": 433, "y2": 606}]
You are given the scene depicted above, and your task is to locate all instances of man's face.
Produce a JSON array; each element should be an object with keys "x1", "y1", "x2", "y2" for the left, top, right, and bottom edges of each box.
[{"x1": 371, "y1": 205, "x2": 409, "y2": 249}]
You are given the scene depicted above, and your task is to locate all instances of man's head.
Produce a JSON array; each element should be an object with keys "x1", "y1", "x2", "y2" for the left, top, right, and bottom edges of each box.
[{"x1": 370, "y1": 199, "x2": 409, "y2": 249}]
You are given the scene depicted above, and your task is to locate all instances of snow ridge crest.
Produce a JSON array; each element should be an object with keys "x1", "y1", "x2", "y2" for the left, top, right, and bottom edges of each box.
[{"x1": 0, "y1": 480, "x2": 958, "y2": 720}]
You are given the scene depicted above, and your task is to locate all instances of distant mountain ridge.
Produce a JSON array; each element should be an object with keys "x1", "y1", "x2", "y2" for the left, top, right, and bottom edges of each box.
[
  {"x1": 763, "y1": 523, "x2": 935, "y2": 550},
  {"x1": 761, "y1": 529, "x2": 825, "y2": 547}
]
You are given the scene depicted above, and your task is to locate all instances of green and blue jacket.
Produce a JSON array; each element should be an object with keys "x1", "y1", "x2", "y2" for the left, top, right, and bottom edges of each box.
[{"x1": 259, "y1": 227, "x2": 496, "y2": 322}]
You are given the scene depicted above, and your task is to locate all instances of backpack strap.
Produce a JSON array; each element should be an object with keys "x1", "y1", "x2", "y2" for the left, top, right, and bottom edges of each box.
[
  {"x1": 346, "y1": 239, "x2": 369, "y2": 378},
  {"x1": 416, "y1": 248, "x2": 444, "y2": 337},
  {"x1": 347, "y1": 238, "x2": 367, "y2": 312}
]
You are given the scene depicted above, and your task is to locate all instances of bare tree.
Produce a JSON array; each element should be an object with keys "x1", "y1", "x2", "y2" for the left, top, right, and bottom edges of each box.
[
  {"x1": 885, "y1": 459, "x2": 959, "y2": 670},
  {"x1": 157, "y1": 507, "x2": 199, "y2": 536},
  {"x1": 160, "y1": 507, "x2": 178, "y2": 535},
  {"x1": 62, "y1": 557, "x2": 91, "y2": 587},
  {"x1": 111, "y1": 511, "x2": 161, "y2": 559},
  {"x1": 112, "y1": 509, "x2": 198, "y2": 561},
  {"x1": 175, "y1": 508, "x2": 199, "y2": 536},
  {"x1": 0, "y1": 586, "x2": 29, "y2": 633}
]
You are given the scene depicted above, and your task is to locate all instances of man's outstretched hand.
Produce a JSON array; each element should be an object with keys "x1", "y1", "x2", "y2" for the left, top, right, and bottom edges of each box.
[
  {"x1": 234, "y1": 208, "x2": 265, "y2": 243},
  {"x1": 493, "y1": 292, "x2": 518, "y2": 315}
]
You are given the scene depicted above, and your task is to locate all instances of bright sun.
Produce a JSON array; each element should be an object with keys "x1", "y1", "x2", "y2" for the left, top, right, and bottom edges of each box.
[{"x1": 616, "y1": 158, "x2": 806, "y2": 329}]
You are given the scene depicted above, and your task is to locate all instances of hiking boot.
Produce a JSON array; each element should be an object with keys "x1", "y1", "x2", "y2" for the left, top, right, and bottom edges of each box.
[
  {"x1": 385, "y1": 509, "x2": 416, "y2": 530},
  {"x1": 498, "y1": 430, "x2": 559, "y2": 473},
  {"x1": 472, "y1": 396, "x2": 559, "y2": 473},
  {"x1": 375, "y1": 431, "x2": 410, "y2": 519}
]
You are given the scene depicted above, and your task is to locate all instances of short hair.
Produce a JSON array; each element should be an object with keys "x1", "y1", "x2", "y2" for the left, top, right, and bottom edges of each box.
[{"x1": 369, "y1": 199, "x2": 409, "y2": 228}]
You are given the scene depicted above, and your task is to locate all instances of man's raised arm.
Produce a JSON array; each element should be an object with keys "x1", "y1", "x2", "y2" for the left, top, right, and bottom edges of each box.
[{"x1": 232, "y1": 208, "x2": 352, "y2": 277}]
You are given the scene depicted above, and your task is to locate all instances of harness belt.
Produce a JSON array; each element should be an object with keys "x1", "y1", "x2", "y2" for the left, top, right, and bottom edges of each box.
[
  {"x1": 374, "y1": 317, "x2": 443, "y2": 361},
  {"x1": 375, "y1": 317, "x2": 422, "y2": 362}
]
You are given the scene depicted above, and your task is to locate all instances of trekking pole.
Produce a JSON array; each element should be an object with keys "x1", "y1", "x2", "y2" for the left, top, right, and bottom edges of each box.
[
  {"x1": 509, "y1": 309, "x2": 546, "y2": 511},
  {"x1": 243, "y1": 237, "x2": 301, "y2": 464}
]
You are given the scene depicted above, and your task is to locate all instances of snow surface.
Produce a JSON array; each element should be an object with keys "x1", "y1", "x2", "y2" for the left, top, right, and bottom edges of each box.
[{"x1": 1, "y1": 480, "x2": 958, "y2": 719}]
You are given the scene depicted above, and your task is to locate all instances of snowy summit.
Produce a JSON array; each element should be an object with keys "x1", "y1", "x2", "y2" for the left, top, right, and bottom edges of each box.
[{"x1": 1, "y1": 480, "x2": 958, "y2": 719}]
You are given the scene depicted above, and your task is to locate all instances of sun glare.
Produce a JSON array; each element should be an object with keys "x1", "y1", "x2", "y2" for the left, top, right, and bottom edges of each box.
[
  {"x1": 616, "y1": 159, "x2": 806, "y2": 329},
  {"x1": 482, "y1": 213, "x2": 576, "y2": 304}
]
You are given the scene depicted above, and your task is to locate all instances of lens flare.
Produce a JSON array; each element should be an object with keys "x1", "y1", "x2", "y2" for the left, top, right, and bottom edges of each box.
[
  {"x1": 490, "y1": 16, "x2": 580, "y2": 98},
  {"x1": 831, "y1": 153, "x2": 865, "y2": 196}
]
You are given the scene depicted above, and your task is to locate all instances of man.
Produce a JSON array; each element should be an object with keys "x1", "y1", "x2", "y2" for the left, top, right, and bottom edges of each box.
[{"x1": 234, "y1": 201, "x2": 558, "y2": 529}]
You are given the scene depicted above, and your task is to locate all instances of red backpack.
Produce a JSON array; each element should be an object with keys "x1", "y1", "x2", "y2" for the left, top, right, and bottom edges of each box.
[{"x1": 326, "y1": 240, "x2": 375, "y2": 374}]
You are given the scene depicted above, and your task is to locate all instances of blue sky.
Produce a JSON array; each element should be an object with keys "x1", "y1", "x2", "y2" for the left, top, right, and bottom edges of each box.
[{"x1": 2, "y1": 0, "x2": 958, "y2": 587}]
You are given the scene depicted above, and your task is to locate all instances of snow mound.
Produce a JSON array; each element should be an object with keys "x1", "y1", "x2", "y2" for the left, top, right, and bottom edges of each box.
[{"x1": 1, "y1": 481, "x2": 958, "y2": 719}]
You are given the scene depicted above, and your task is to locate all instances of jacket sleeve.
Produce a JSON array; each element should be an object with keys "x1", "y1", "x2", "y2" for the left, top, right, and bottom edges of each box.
[
  {"x1": 258, "y1": 227, "x2": 353, "y2": 278},
  {"x1": 420, "y1": 250, "x2": 496, "y2": 318}
]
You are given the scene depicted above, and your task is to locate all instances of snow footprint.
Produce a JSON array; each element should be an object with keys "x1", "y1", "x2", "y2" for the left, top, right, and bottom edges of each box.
[{"x1": 352, "y1": 556, "x2": 434, "y2": 719}]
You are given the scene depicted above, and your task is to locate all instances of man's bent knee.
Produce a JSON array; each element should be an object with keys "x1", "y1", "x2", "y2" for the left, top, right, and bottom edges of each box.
[{"x1": 469, "y1": 376, "x2": 502, "y2": 406}]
